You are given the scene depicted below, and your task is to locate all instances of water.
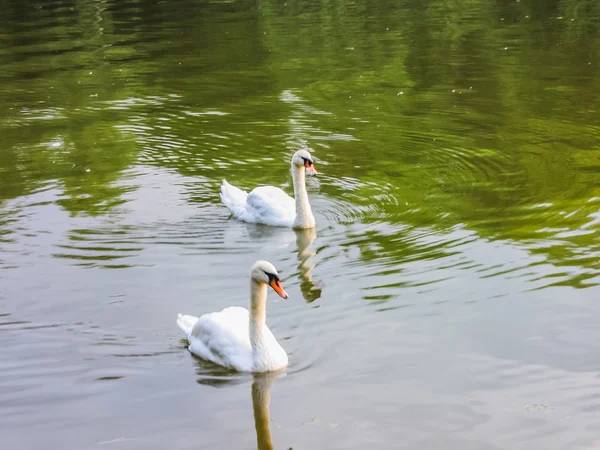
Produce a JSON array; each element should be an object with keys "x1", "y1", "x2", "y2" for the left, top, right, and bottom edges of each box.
[{"x1": 1, "y1": 0, "x2": 599, "y2": 448}]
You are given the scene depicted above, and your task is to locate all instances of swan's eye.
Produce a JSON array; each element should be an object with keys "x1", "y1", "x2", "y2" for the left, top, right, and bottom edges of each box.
[{"x1": 262, "y1": 270, "x2": 279, "y2": 283}]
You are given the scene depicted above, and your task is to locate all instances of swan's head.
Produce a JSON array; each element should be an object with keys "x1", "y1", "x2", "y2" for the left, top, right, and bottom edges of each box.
[
  {"x1": 292, "y1": 149, "x2": 317, "y2": 175},
  {"x1": 251, "y1": 260, "x2": 288, "y2": 299}
]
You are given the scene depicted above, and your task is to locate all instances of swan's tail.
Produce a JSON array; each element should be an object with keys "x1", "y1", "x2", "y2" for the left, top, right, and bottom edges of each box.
[
  {"x1": 177, "y1": 313, "x2": 199, "y2": 336},
  {"x1": 220, "y1": 179, "x2": 248, "y2": 217}
]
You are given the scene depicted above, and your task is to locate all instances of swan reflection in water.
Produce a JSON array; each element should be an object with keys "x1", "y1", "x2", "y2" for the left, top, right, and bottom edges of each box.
[
  {"x1": 240, "y1": 224, "x2": 322, "y2": 303},
  {"x1": 194, "y1": 363, "x2": 288, "y2": 450},
  {"x1": 294, "y1": 228, "x2": 323, "y2": 303},
  {"x1": 252, "y1": 372, "x2": 278, "y2": 450}
]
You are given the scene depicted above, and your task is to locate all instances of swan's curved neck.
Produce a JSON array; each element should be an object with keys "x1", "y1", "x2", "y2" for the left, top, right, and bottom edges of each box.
[
  {"x1": 291, "y1": 164, "x2": 315, "y2": 229},
  {"x1": 249, "y1": 281, "x2": 268, "y2": 354}
]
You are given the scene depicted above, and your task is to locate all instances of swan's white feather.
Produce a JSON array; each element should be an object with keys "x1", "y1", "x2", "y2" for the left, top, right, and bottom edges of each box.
[
  {"x1": 177, "y1": 307, "x2": 287, "y2": 372},
  {"x1": 176, "y1": 313, "x2": 199, "y2": 335},
  {"x1": 219, "y1": 180, "x2": 249, "y2": 218},
  {"x1": 221, "y1": 180, "x2": 295, "y2": 227}
]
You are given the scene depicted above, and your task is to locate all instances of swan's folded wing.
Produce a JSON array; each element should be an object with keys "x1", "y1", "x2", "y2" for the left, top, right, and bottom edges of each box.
[
  {"x1": 189, "y1": 307, "x2": 253, "y2": 370},
  {"x1": 245, "y1": 186, "x2": 295, "y2": 226}
]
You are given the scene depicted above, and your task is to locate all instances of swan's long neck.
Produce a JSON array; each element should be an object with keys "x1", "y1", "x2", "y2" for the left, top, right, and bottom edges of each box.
[
  {"x1": 291, "y1": 164, "x2": 315, "y2": 229},
  {"x1": 249, "y1": 281, "x2": 268, "y2": 355}
]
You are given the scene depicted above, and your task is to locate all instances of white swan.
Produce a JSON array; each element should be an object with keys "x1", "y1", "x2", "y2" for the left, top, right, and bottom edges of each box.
[
  {"x1": 176, "y1": 260, "x2": 289, "y2": 372},
  {"x1": 220, "y1": 149, "x2": 317, "y2": 229}
]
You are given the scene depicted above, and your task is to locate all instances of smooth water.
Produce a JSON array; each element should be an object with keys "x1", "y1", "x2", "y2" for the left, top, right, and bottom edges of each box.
[{"x1": 1, "y1": 0, "x2": 599, "y2": 449}]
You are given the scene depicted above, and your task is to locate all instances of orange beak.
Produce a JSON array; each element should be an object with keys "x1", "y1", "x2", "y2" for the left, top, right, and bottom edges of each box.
[
  {"x1": 269, "y1": 279, "x2": 288, "y2": 299},
  {"x1": 305, "y1": 161, "x2": 317, "y2": 175}
]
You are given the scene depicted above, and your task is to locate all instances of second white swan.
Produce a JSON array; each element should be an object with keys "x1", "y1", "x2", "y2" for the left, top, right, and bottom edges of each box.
[
  {"x1": 220, "y1": 149, "x2": 317, "y2": 229},
  {"x1": 176, "y1": 260, "x2": 289, "y2": 373}
]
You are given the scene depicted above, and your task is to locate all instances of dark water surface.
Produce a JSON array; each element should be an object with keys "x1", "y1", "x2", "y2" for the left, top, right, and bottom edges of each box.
[{"x1": 1, "y1": 0, "x2": 599, "y2": 449}]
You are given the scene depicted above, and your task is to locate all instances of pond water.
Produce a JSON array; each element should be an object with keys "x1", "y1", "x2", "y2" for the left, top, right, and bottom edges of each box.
[{"x1": 1, "y1": 0, "x2": 599, "y2": 449}]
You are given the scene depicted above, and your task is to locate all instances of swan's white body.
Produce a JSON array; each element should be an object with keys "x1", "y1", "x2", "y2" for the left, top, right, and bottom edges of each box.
[
  {"x1": 220, "y1": 150, "x2": 316, "y2": 229},
  {"x1": 177, "y1": 261, "x2": 288, "y2": 373}
]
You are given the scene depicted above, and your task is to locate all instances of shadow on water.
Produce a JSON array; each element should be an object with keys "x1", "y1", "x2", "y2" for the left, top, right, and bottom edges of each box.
[{"x1": 193, "y1": 356, "x2": 248, "y2": 388}]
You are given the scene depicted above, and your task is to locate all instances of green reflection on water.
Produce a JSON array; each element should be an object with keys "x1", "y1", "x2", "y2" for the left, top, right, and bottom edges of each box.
[{"x1": 0, "y1": 0, "x2": 598, "y2": 283}]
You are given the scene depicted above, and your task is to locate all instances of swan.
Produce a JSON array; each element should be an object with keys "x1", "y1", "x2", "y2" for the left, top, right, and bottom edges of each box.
[
  {"x1": 220, "y1": 149, "x2": 317, "y2": 229},
  {"x1": 176, "y1": 260, "x2": 289, "y2": 372}
]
